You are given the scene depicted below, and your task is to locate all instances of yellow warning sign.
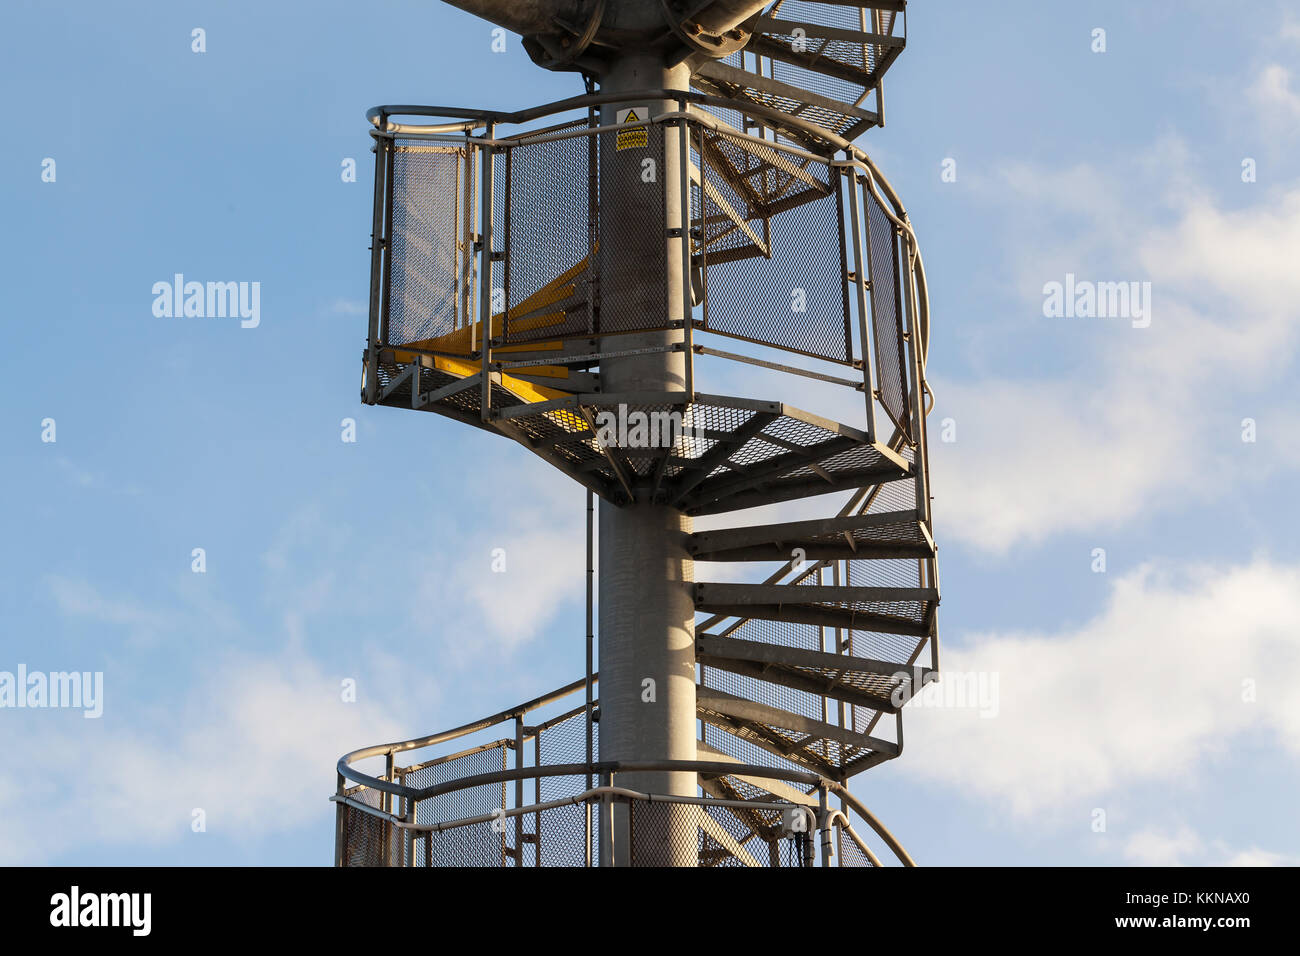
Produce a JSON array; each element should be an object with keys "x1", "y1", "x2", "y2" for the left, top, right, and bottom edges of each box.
[{"x1": 615, "y1": 107, "x2": 648, "y2": 151}]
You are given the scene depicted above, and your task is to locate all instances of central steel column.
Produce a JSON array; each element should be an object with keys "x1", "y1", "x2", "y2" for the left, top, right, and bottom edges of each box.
[{"x1": 596, "y1": 55, "x2": 698, "y2": 867}]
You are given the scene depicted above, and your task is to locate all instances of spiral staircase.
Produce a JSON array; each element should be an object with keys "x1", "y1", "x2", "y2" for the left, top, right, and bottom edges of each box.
[{"x1": 337, "y1": 1, "x2": 937, "y2": 866}]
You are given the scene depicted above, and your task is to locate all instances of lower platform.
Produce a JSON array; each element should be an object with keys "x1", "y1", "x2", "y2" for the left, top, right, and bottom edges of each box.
[{"x1": 369, "y1": 358, "x2": 910, "y2": 514}]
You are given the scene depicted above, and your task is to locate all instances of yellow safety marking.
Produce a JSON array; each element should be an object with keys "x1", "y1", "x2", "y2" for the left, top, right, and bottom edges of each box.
[
  {"x1": 387, "y1": 352, "x2": 569, "y2": 404},
  {"x1": 616, "y1": 107, "x2": 649, "y2": 151},
  {"x1": 395, "y1": 254, "x2": 592, "y2": 357},
  {"x1": 497, "y1": 341, "x2": 563, "y2": 354}
]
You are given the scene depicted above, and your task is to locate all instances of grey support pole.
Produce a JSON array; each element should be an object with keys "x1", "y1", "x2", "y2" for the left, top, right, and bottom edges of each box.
[{"x1": 596, "y1": 54, "x2": 698, "y2": 867}]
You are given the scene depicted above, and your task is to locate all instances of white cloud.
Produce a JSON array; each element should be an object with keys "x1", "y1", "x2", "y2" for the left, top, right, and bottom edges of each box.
[
  {"x1": 0, "y1": 649, "x2": 409, "y2": 865},
  {"x1": 412, "y1": 444, "x2": 587, "y2": 657},
  {"x1": 46, "y1": 575, "x2": 176, "y2": 641},
  {"x1": 1123, "y1": 826, "x2": 1292, "y2": 867},
  {"x1": 932, "y1": 155, "x2": 1300, "y2": 552},
  {"x1": 1123, "y1": 825, "x2": 1204, "y2": 866},
  {"x1": 1248, "y1": 64, "x2": 1300, "y2": 124},
  {"x1": 899, "y1": 558, "x2": 1300, "y2": 818}
]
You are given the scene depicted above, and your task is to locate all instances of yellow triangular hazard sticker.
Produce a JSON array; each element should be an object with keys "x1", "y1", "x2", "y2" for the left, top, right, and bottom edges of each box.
[{"x1": 624, "y1": 109, "x2": 639, "y2": 122}]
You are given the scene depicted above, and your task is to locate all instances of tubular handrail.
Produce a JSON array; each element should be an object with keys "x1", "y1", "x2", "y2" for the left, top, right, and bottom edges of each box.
[
  {"x1": 336, "y1": 674, "x2": 595, "y2": 779},
  {"x1": 338, "y1": 737, "x2": 915, "y2": 865},
  {"x1": 333, "y1": 784, "x2": 818, "y2": 836},
  {"x1": 368, "y1": 87, "x2": 862, "y2": 154}
]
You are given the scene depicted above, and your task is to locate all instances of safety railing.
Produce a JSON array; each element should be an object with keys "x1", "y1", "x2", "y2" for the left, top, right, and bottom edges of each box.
[
  {"x1": 360, "y1": 89, "x2": 932, "y2": 522},
  {"x1": 334, "y1": 677, "x2": 916, "y2": 867}
]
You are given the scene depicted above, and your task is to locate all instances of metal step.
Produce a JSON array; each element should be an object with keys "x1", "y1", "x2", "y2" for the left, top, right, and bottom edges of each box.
[
  {"x1": 697, "y1": 686, "x2": 898, "y2": 779},
  {"x1": 688, "y1": 509, "x2": 933, "y2": 562},
  {"x1": 695, "y1": 581, "x2": 936, "y2": 636},
  {"x1": 689, "y1": 3, "x2": 907, "y2": 149},
  {"x1": 697, "y1": 632, "x2": 931, "y2": 714}
]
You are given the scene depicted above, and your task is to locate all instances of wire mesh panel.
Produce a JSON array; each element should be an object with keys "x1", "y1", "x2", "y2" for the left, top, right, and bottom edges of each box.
[
  {"x1": 536, "y1": 708, "x2": 597, "y2": 800},
  {"x1": 534, "y1": 802, "x2": 592, "y2": 867},
  {"x1": 406, "y1": 744, "x2": 508, "y2": 832},
  {"x1": 339, "y1": 788, "x2": 396, "y2": 868},
  {"x1": 693, "y1": 130, "x2": 852, "y2": 363},
  {"x1": 532, "y1": 709, "x2": 598, "y2": 865},
  {"x1": 422, "y1": 819, "x2": 508, "y2": 867},
  {"x1": 385, "y1": 140, "x2": 471, "y2": 348},
  {"x1": 503, "y1": 120, "x2": 596, "y2": 345},
  {"x1": 865, "y1": 181, "x2": 911, "y2": 437},
  {"x1": 838, "y1": 828, "x2": 877, "y2": 867}
]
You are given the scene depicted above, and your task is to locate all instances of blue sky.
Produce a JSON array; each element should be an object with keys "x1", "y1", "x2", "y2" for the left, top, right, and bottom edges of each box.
[{"x1": 3, "y1": 0, "x2": 1299, "y2": 865}]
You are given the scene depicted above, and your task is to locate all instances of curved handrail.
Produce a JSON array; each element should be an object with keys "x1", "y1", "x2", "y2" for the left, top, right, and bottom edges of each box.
[
  {"x1": 337, "y1": 674, "x2": 593, "y2": 776},
  {"x1": 338, "y1": 726, "x2": 916, "y2": 866},
  {"x1": 368, "y1": 87, "x2": 861, "y2": 154}
]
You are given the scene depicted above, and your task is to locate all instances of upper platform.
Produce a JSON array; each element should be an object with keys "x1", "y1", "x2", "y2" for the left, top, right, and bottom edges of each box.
[{"x1": 360, "y1": 90, "x2": 932, "y2": 517}]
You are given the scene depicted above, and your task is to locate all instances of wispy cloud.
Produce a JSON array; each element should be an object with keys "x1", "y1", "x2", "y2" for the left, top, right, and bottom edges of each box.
[
  {"x1": 931, "y1": 140, "x2": 1300, "y2": 552},
  {"x1": 900, "y1": 558, "x2": 1300, "y2": 819}
]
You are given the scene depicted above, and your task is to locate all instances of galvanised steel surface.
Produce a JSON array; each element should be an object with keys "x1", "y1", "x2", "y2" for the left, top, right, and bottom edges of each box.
[{"x1": 339, "y1": 1, "x2": 937, "y2": 867}]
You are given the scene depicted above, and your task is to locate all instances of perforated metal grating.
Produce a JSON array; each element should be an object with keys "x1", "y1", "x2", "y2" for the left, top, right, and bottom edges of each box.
[
  {"x1": 492, "y1": 397, "x2": 906, "y2": 511},
  {"x1": 406, "y1": 744, "x2": 508, "y2": 830},
  {"x1": 692, "y1": 130, "x2": 853, "y2": 363},
  {"x1": 386, "y1": 141, "x2": 470, "y2": 347},
  {"x1": 338, "y1": 793, "x2": 396, "y2": 868},
  {"x1": 504, "y1": 120, "x2": 595, "y2": 345}
]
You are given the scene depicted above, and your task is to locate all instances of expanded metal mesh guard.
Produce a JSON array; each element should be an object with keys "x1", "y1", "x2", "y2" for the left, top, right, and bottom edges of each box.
[
  {"x1": 504, "y1": 120, "x2": 596, "y2": 345},
  {"x1": 338, "y1": 789, "x2": 396, "y2": 868},
  {"x1": 368, "y1": 115, "x2": 913, "y2": 373},
  {"x1": 405, "y1": 744, "x2": 508, "y2": 831},
  {"x1": 383, "y1": 140, "x2": 472, "y2": 348},
  {"x1": 693, "y1": 128, "x2": 853, "y2": 363}
]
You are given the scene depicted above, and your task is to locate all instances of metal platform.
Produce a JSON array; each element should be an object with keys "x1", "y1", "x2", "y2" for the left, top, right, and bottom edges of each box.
[
  {"x1": 334, "y1": 677, "x2": 916, "y2": 867},
  {"x1": 370, "y1": 370, "x2": 911, "y2": 511}
]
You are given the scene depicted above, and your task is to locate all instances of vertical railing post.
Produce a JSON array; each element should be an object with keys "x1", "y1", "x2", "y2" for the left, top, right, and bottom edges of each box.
[
  {"x1": 845, "y1": 163, "x2": 878, "y2": 442},
  {"x1": 676, "y1": 104, "x2": 695, "y2": 398},
  {"x1": 817, "y1": 786, "x2": 831, "y2": 867},
  {"x1": 461, "y1": 138, "x2": 478, "y2": 336},
  {"x1": 334, "y1": 772, "x2": 346, "y2": 867},
  {"x1": 381, "y1": 752, "x2": 395, "y2": 867},
  {"x1": 378, "y1": 135, "x2": 396, "y2": 358},
  {"x1": 900, "y1": 235, "x2": 929, "y2": 523},
  {"x1": 513, "y1": 714, "x2": 524, "y2": 866},
  {"x1": 479, "y1": 122, "x2": 496, "y2": 422},
  {"x1": 365, "y1": 127, "x2": 388, "y2": 405},
  {"x1": 584, "y1": 800, "x2": 593, "y2": 868},
  {"x1": 599, "y1": 770, "x2": 614, "y2": 868},
  {"x1": 533, "y1": 729, "x2": 541, "y2": 867},
  {"x1": 585, "y1": 489, "x2": 595, "y2": 792},
  {"x1": 404, "y1": 797, "x2": 416, "y2": 868}
]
